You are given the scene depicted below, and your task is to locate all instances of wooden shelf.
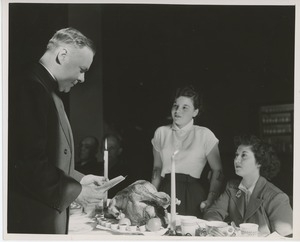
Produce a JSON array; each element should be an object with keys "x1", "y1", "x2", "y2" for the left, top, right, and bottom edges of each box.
[{"x1": 259, "y1": 104, "x2": 293, "y2": 154}]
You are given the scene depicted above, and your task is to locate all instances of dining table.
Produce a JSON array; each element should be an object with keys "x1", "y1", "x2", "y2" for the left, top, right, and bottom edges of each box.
[{"x1": 67, "y1": 207, "x2": 286, "y2": 239}]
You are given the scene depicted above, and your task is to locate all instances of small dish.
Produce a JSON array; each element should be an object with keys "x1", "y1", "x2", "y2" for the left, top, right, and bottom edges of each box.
[
  {"x1": 110, "y1": 224, "x2": 118, "y2": 230},
  {"x1": 100, "y1": 220, "x2": 106, "y2": 226},
  {"x1": 119, "y1": 224, "x2": 127, "y2": 232},
  {"x1": 139, "y1": 225, "x2": 146, "y2": 232},
  {"x1": 127, "y1": 225, "x2": 137, "y2": 232}
]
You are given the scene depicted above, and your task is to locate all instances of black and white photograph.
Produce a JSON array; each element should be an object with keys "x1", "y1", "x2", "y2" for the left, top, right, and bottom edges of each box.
[{"x1": 2, "y1": 0, "x2": 300, "y2": 240}]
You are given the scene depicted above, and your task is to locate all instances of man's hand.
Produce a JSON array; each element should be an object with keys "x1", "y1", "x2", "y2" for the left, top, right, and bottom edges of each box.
[
  {"x1": 75, "y1": 175, "x2": 108, "y2": 216},
  {"x1": 76, "y1": 185, "x2": 106, "y2": 204},
  {"x1": 80, "y1": 174, "x2": 107, "y2": 186},
  {"x1": 75, "y1": 183, "x2": 108, "y2": 216}
]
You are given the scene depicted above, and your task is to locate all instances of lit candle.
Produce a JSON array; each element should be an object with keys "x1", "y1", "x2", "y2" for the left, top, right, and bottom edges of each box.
[
  {"x1": 170, "y1": 150, "x2": 179, "y2": 231},
  {"x1": 104, "y1": 138, "x2": 108, "y2": 179},
  {"x1": 103, "y1": 138, "x2": 109, "y2": 208}
]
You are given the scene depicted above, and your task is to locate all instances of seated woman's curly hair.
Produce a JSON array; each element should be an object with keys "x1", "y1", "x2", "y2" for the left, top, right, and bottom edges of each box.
[{"x1": 234, "y1": 134, "x2": 281, "y2": 180}]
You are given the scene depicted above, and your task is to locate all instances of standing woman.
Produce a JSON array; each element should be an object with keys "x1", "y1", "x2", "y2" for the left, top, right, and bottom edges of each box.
[{"x1": 151, "y1": 86, "x2": 223, "y2": 218}]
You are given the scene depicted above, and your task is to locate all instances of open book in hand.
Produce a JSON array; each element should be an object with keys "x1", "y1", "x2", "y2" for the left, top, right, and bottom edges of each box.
[{"x1": 100, "y1": 175, "x2": 126, "y2": 192}]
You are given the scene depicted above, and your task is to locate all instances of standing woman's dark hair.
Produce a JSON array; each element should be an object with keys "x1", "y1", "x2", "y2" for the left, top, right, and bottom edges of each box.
[{"x1": 174, "y1": 85, "x2": 204, "y2": 117}]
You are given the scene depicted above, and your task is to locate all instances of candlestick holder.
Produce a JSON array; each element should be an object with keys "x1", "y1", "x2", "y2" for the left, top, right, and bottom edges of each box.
[{"x1": 103, "y1": 193, "x2": 108, "y2": 210}]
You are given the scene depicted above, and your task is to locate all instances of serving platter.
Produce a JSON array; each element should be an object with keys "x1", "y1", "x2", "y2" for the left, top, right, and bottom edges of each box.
[
  {"x1": 95, "y1": 217, "x2": 168, "y2": 236},
  {"x1": 96, "y1": 223, "x2": 168, "y2": 236}
]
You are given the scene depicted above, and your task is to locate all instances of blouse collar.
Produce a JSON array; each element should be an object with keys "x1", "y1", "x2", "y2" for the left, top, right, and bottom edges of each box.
[
  {"x1": 238, "y1": 176, "x2": 259, "y2": 194},
  {"x1": 172, "y1": 119, "x2": 194, "y2": 132}
]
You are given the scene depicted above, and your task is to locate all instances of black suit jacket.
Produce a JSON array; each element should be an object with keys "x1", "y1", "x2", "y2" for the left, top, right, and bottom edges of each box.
[{"x1": 8, "y1": 63, "x2": 82, "y2": 234}]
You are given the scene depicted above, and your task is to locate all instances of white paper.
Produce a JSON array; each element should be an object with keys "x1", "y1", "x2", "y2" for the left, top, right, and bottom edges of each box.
[{"x1": 100, "y1": 175, "x2": 126, "y2": 192}]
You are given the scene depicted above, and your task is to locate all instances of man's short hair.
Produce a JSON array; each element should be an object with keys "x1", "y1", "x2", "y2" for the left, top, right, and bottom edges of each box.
[{"x1": 46, "y1": 27, "x2": 96, "y2": 54}]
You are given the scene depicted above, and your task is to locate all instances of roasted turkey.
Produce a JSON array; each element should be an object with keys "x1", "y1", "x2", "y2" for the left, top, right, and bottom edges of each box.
[{"x1": 107, "y1": 180, "x2": 171, "y2": 227}]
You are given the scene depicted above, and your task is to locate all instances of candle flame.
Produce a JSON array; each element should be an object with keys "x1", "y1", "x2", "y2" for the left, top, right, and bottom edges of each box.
[
  {"x1": 172, "y1": 150, "x2": 179, "y2": 157},
  {"x1": 105, "y1": 138, "x2": 107, "y2": 150}
]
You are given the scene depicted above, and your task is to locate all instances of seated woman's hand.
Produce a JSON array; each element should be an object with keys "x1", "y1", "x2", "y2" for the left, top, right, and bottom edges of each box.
[{"x1": 200, "y1": 199, "x2": 213, "y2": 212}]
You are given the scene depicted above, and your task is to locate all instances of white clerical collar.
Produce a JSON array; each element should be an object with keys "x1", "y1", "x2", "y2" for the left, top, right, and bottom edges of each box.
[
  {"x1": 39, "y1": 61, "x2": 57, "y2": 81},
  {"x1": 172, "y1": 119, "x2": 194, "y2": 132}
]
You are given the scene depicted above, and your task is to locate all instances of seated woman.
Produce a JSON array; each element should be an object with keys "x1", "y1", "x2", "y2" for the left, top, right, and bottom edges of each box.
[{"x1": 203, "y1": 134, "x2": 293, "y2": 237}]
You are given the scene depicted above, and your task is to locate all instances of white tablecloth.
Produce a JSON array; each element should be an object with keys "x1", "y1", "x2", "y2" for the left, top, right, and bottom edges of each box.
[{"x1": 68, "y1": 211, "x2": 285, "y2": 239}]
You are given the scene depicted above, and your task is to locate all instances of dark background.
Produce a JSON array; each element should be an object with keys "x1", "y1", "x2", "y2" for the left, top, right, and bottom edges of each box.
[{"x1": 8, "y1": 4, "x2": 295, "y2": 197}]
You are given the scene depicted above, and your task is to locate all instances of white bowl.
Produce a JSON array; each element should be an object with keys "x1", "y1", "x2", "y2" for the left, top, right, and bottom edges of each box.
[
  {"x1": 119, "y1": 224, "x2": 127, "y2": 232},
  {"x1": 139, "y1": 225, "x2": 146, "y2": 232},
  {"x1": 110, "y1": 224, "x2": 118, "y2": 230},
  {"x1": 127, "y1": 225, "x2": 137, "y2": 232}
]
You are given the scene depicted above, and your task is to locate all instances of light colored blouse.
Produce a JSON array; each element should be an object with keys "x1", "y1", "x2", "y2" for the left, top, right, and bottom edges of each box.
[
  {"x1": 238, "y1": 177, "x2": 259, "y2": 205},
  {"x1": 152, "y1": 120, "x2": 218, "y2": 179}
]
